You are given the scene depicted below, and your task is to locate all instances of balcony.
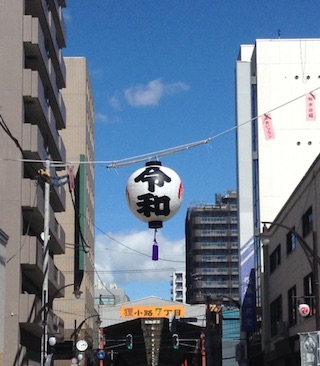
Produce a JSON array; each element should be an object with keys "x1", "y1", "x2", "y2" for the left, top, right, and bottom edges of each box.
[
  {"x1": 21, "y1": 179, "x2": 65, "y2": 254},
  {"x1": 19, "y1": 293, "x2": 64, "y2": 339},
  {"x1": 23, "y1": 69, "x2": 66, "y2": 162},
  {"x1": 21, "y1": 123, "x2": 47, "y2": 168},
  {"x1": 23, "y1": 15, "x2": 66, "y2": 130},
  {"x1": 20, "y1": 235, "x2": 65, "y2": 293},
  {"x1": 47, "y1": 0, "x2": 66, "y2": 49},
  {"x1": 21, "y1": 123, "x2": 66, "y2": 212},
  {"x1": 21, "y1": 236, "x2": 43, "y2": 286},
  {"x1": 25, "y1": 0, "x2": 66, "y2": 89}
]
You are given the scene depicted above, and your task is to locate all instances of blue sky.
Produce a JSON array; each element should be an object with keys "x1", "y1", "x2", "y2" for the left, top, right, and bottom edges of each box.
[{"x1": 63, "y1": 1, "x2": 320, "y2": 300}]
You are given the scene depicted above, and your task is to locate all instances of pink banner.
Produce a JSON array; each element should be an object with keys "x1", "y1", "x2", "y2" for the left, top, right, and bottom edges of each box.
[
  {"x1": 261, "y1": 113, "x2": 275, "y2": 140},
  {"x1": 306, "y1": 92, "x2": 316, "y2": 121}
]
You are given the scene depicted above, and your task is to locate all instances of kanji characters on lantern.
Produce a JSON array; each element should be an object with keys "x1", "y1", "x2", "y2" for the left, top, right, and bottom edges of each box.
[{"x1": 126, "y1": 161, "x2": 183, "y2": 229}]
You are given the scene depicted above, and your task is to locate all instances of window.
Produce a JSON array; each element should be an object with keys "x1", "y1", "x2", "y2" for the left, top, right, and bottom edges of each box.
[
  {"x1": 288, "y1": 286, "x2": 297, "y2": 326},
  {"x1": 270, "y1": 295, "x2": 282, "y2": 337},
  {"x1": 304, "y1": 273, "x2": 316, "y2": 315},
  {"x1": 270, "y1": 245, "x2": 281, "y2": 273},
  {"x1": 302, "y1": 206, "x2": 313, "y2": 237},
  {"x1": 286, "y1": 228, "x2": 297, "y2": 254}
]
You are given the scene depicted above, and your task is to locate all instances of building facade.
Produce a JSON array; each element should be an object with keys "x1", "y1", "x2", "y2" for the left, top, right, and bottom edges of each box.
[
  {"x1": 261, "y1": 153, "x2": 320, "y2": 365},
  {"x1": 185, "y1": 190, "x2": 239, "y2": 306},
  {"x1": 54, "y1": 57, "x2": 96, "y2": 364},
  {"x1": 0, "y1": 0, "x2": 67, "y2": 365},
  {"x1": 171, "y1": 271, "x2": 186, "y2": 303},
  {"x1": 0, "y1": 229, "x2": 8, "y2": 366},
  {"x1": 236, "y1": 39, "x2": 320, "y2": 364}
]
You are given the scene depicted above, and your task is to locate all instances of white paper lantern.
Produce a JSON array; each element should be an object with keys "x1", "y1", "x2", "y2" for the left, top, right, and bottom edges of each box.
[
  {"x1": 126, "y1": 161, "x2": 183, "y2": 228},
  {"x1": 48, "y1": 336, "x2": 57, "y2": 346},
  {"x1": 298, "y1": 303, "x2": 310, "y2": 317}
]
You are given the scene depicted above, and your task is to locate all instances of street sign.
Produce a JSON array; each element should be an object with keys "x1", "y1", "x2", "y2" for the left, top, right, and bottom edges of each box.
[
  {"x1": 120, "y1": 305, "x2": 185, "y2": 318},
  {"x1": 96, "y1": 350, "x2": 106, "y2": 360}
]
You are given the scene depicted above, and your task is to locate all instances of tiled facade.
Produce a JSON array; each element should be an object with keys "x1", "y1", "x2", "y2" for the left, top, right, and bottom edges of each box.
[{"x1": 0, "y1": 0, "x2": 67, "y2": 364}]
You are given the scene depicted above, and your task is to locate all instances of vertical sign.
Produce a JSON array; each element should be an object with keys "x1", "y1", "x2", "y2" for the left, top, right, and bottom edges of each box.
[
  {"x1": 299, "y1": 332, "x2": 320, "y2": 366},
  {"x1": 306, "y1": 93, "x2": 316, "y2": 121},
  {"x1": 261, "y1": 113, "x2": 275, "y2": 140}
]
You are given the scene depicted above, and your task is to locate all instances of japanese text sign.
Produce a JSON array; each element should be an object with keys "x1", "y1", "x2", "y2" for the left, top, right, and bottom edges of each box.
[{"x1": 120, "y1": 305, "x2": 185, "y2": 318}]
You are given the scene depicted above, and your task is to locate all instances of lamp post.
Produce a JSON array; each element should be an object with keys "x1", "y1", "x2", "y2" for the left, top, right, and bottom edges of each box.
[
  {"x1": 39, "y1": 159, "x2": 80, "y2": 365},
  {"x1": 40, "y1": 282, "x2": 82, "y2": 365},
  {"x1": 41, "y1": 159, "x2": 51, "y2": 366},
  {"x1": 71, "y1": 314, "x2": 102, "y2": 366},
  {"x1": 261, "y1": 221, "x2": 320, "y2": 330},
  {"x1": 71, "y1": 314, "x2": 101, "y2": 359}
]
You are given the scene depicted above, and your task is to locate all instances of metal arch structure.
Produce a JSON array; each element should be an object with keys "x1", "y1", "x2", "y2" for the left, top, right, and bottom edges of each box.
[{"x1": 101, "y1": 317, "x2": 204, "y2": 366}]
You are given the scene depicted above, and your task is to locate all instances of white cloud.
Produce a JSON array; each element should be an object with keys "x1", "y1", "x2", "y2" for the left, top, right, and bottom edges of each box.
[
  {"x1": 95, "y1": 112, "x2": 122, "y2": 125},
  {"x1": 124, "y1": 78, "x2": 189, "y2": 107},
  {"x1": 109, "y1": 95, "x2": 121, "y2": 110},
  {"x1": 95, "y1": 229, "x2": 185, "y2": 289},
  {"x1": 95, "y1": 112, "x2": 109, "y2": 122}
]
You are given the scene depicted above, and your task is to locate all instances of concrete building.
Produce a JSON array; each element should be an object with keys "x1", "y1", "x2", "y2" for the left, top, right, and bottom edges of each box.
[
  {"x1": 0, "y1": 229, "x2": 8, "y2": 366},
  {"x1": 261, "y1": 153, "x2": 320, "y2": 365},
  {"x1": 95, "y1": 282, "x2": 130, "y2": 310},
  {"x1": 185, "y1": 190, "x2": 239, "y2": 306},
  {"x1": 54, "y1": 57, "x2": 96, "y2": 364},
  {"x1": 236, "y1": 39, "x2": 320, "y2": 364},
  {"x1": 0, "y1": 0, "x2": 67, "y2": 365},
  {"x1": 170, "y1": 271, "x2": 186, "y2": 303}
]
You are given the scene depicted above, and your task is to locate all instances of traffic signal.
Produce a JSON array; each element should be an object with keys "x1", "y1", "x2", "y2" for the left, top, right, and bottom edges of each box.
[
  {"x1": 172, "y1": 333, "x2": 179, "y2": 349},
  {"x1": 126, "y1": 334, "x2": 133, "y2": 350}
]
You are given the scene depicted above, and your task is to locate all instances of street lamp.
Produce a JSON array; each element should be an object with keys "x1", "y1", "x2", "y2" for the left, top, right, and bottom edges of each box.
[
  {"x1": 260, "y1": 221, "x2": 320, "y2": 330},
  {"x1": 40, "y1": 283, "x2": 82, "y2": 366},
  {"x1": 71, "y1": 314, "x2": 102, "y2": 363}
]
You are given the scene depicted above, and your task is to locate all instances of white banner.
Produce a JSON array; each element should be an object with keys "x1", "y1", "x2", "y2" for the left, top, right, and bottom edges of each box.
[{"x1": 299, "y1": 332, "x2": 320, "y2": 366}]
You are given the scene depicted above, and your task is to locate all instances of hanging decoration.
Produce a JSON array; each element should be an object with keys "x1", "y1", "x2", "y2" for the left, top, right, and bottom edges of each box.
[{"x1": 126, "y1": 161, "x2": 184, "y2": 260}]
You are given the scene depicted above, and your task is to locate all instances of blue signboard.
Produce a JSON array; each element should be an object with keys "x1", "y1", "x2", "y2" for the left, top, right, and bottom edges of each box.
[{"x1": 96, "y1": 350, "x2": 106, "y2": 360}]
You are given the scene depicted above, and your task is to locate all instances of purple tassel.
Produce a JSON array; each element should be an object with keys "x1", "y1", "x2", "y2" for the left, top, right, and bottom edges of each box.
[{"x1": 152, "y1": 243, "x2": 158, "y2": 261}]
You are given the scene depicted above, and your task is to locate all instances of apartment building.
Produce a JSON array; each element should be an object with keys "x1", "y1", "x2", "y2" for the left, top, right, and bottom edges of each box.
[
  {"x1": 171, "y1": 271, "x2": 186, "y2": 303},
  {"x1": 236, "y1": 39, "x2": 320, "y2": 364},
  {"x1": 185, "y1": 190, "x2": 239, "y2": 306},
  {"x1": 0, "y1": 0, "x2": 67, "y2": 365}
]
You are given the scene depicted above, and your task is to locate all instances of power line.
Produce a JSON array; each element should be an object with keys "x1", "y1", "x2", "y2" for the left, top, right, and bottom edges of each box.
[{"x1": 1, "y1": 86, "x2": 319, "y2": 168}]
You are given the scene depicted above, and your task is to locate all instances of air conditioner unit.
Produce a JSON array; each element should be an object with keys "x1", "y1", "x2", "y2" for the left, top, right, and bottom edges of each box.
[{"x1": 276, "y1": 321, "x2": 288, "y2": 337}]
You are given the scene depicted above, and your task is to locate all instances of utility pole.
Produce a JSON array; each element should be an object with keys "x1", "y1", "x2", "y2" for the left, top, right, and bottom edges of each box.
[
  {"x1": 41, "y1": 159, "x2": 51, "y2": 366},
  {"x1": 99, "y1": 327, "x2": 105, "y2": 366},
  {"x1": 313, "y1": 231, "x2": 320, "y2": 330}
]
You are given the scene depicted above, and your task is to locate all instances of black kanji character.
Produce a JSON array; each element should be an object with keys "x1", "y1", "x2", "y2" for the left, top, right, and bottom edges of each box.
[
  {"x1": 134, "y1": 167, "x2": 171, "y2": 192},
  {"x1": 136, "y1": 193, "x2": 171, "y2": 217}
]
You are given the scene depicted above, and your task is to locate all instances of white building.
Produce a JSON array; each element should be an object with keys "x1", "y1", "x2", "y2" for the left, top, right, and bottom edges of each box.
[
  {"x1": 236, "y1": 38, "x2": 320, "y2": 364},
  {"x1": 171, "y1": 271, "x2": 186, "y2": 303}
]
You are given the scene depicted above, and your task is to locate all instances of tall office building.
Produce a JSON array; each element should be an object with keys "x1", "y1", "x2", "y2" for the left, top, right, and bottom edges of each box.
[
  {"x1": 0, "y1": 1, "x2": 67, "y2": 365},
  {"x1": 185, "y1": 190, "x2": 238, "y2": 306},
  {"x1": 54, "y1": 57, "x2": 96, "y2": 363},
  {"x1": 236, "y1": 39, "x2": 320, "y2": 363}
]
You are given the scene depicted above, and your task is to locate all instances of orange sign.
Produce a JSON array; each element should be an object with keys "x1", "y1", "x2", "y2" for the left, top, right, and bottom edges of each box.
[{"x1": 120, "y1": 305, "x2": 185, "y2": 318}]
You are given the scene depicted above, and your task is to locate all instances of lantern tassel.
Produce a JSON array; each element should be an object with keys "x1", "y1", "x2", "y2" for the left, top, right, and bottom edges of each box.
[{"x1": 152, "y1": 229, "x2": 158, "y2": 261}]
